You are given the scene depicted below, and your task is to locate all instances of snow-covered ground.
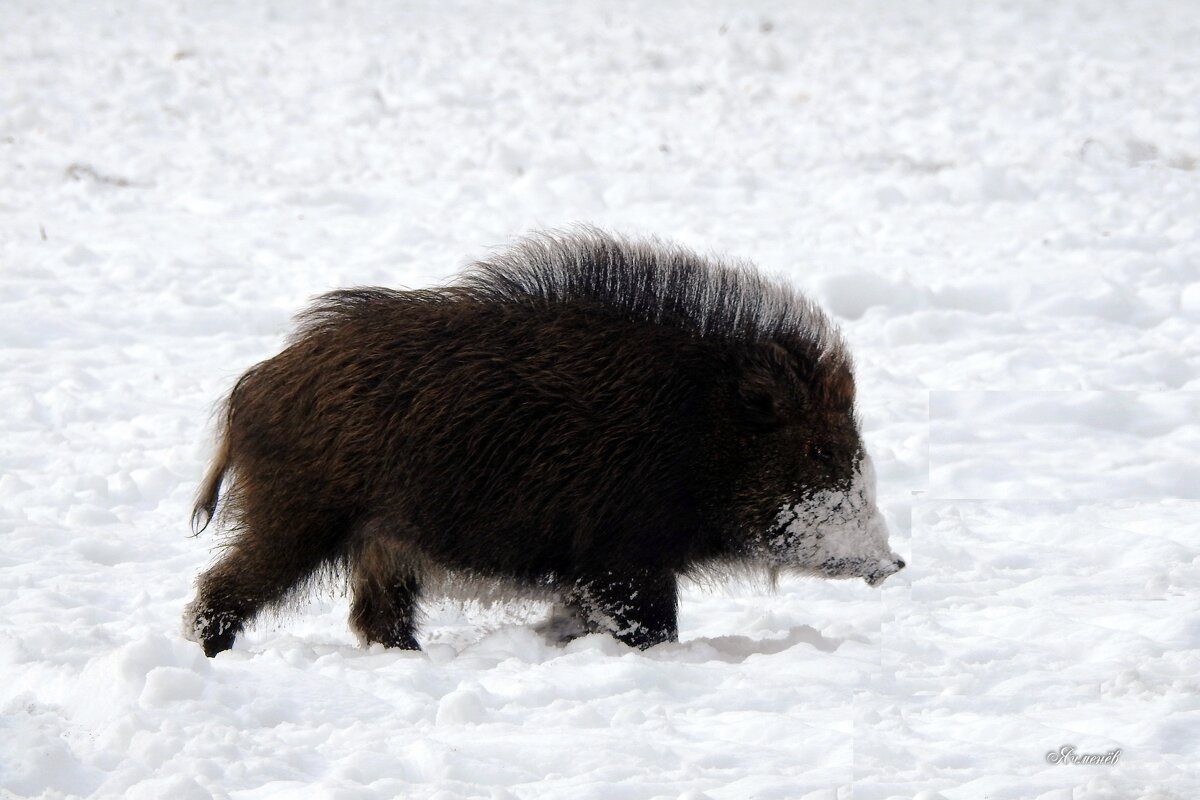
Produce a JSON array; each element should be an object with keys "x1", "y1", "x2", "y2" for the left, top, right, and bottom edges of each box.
[{"x1": 2, "y1": 0, "x2": 1198, "y2": 797}]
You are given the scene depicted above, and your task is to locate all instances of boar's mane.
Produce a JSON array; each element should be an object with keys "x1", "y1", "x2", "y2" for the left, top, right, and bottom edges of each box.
[{"x1": 454, "y1": 228, "x2": 851, "y2": 383}]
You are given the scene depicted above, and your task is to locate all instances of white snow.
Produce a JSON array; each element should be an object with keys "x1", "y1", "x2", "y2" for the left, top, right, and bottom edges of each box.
[
  {"x1": 2, "y1": 1, "x2": 1198, "y2": 798},
  {"x1": 930, "y1": 391, "x2": 1200, "y2": 500}
]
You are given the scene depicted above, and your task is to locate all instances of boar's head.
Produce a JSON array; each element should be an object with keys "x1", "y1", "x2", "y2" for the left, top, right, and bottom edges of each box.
[{"x1": 726, "y1": 340, "x2": 905, "y2": 587}]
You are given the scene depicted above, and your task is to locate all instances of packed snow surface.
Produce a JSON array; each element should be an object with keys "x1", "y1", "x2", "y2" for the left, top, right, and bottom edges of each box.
[{"x1": 2, "y1": 0, "x2": 1198, "y2": 798}]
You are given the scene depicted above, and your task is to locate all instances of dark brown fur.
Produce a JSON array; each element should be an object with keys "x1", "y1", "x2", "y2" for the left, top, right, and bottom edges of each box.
[{"x1": 185, "y1": 229, "x2": 863, "y2": 656}]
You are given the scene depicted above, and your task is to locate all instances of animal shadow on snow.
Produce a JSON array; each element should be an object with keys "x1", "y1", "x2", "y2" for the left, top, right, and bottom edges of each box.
[{"x1": 671, "y1": 625, "x2": 846, "y2": 663}]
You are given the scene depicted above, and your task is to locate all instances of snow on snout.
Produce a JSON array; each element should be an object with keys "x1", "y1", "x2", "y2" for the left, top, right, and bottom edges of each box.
[{"x1": 770, "y1": 453, "x2": 903, "y2": 584}]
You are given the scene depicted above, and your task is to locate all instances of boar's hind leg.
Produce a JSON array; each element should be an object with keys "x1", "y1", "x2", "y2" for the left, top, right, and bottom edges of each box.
[
  {"x1": 348, "y1": 536, "x2": 421, "y2": 650},
  {"x1": 571, "y1": 570, "x2": 678, "y2": 649},
  {"x1": 187, "y1": 514, "x2": 349, "y2": 658}
]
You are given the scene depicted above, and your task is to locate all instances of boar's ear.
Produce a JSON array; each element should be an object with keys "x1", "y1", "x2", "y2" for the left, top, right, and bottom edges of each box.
[{"x1": 736, "y1": 341, "x2": 804, "y2": 430}]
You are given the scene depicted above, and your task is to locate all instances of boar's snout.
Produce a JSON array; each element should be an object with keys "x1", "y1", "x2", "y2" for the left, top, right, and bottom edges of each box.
[
  {"x1": 768, "y1": 451, "x2": 906, "y2": 586},
  {"x1": 863, "y1": 555, "x2": 906, "y2": 587}
]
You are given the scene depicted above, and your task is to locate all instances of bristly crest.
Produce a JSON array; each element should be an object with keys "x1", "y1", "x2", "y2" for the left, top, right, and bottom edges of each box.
[{"x1": 457, "y1": 226, "x2": 855, "y2": 410}]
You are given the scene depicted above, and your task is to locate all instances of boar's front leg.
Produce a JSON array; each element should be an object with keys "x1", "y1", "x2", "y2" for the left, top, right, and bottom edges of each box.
[{"x1": 570, "y1": 569, "x2": 679, "y2": 649}]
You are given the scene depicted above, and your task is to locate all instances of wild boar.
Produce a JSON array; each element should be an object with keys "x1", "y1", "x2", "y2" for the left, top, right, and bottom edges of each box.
[{"x1": 183, "y1": 229, "x2": 904, "y2": 656}]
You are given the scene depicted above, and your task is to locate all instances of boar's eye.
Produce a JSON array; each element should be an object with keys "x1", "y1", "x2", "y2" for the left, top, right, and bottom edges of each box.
[{"x1": 811, "y1": 445, "x2": 832, "y2": 463}]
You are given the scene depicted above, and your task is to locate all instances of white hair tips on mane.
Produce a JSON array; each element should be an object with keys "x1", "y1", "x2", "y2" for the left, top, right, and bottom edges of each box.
[{"x1": 458, "y1": 227, "x2": 850, "y2": 368}]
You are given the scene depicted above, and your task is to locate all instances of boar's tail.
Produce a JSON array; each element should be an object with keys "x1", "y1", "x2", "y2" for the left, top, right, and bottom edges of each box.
[{"x1": 191, "y1": 427, "x2": 230, "y2": 535}]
